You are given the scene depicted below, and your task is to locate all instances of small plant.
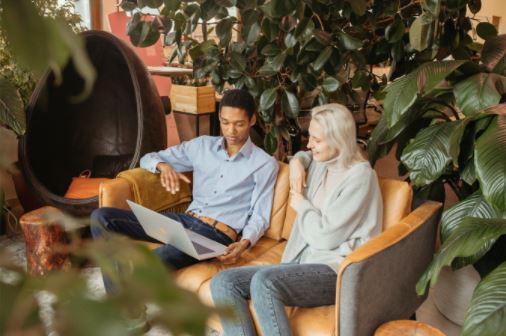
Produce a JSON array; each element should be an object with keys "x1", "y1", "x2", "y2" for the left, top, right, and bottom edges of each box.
[{"x1": 172, "y1": 75, "x2": 209, "y2": 87}]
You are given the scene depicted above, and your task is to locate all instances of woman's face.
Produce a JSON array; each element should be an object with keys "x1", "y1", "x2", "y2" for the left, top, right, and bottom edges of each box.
[{"x1": 307, "y1": 120, "x2": 338, "y2": 162}]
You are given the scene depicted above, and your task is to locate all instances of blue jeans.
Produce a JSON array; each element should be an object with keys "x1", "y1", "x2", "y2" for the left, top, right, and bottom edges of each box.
[
  {"x1": 211, "y1": 264, "x2": 337, "y2": 336},
  {"x1": 90, "y1": 207, "x2": 233, "y2": 292}
]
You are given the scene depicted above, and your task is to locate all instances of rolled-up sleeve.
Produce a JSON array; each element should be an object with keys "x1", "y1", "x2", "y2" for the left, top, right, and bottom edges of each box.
[
  {"x1": 241, "y1": 159, "x2": 278, "y2": 246},
  {"x1": 140, "y1": 139, "x2": 197, "y2": 173}
]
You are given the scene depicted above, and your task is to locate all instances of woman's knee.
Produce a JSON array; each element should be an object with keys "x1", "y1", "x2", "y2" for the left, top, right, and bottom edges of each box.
[
  {"x1": 250, "y1": 268, "x2": 279, "y2": 299},
  {"x1": 211, "y1": 269, "x2": 251, "y2": 303}
]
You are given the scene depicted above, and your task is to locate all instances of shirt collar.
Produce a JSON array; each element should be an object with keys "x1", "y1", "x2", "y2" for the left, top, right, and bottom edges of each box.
[{"x1": 215, "y1": 136, "x2": 253, "y2": 159}]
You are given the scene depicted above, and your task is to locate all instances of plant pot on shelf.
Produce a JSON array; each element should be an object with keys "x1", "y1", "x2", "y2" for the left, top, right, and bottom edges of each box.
[{"x1": 169, "y1": 85, "x2": 216, "y2": 114}]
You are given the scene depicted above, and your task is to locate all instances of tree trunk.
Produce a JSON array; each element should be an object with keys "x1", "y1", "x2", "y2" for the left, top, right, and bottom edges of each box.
[{"x1": 20, "y1": 206, "x2": 71, "y2": 276}]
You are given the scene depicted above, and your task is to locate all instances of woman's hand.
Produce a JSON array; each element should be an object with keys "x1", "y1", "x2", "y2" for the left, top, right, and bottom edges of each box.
[
  {"x1": 289, "y1": 157, "x2": 306, "y2": 193},
  {"x1": 157, "y1": 162, "x2": 191, "y2": 194},
  {"x1": 289, "y1": 189, "x2": 305, "y2": 209}
]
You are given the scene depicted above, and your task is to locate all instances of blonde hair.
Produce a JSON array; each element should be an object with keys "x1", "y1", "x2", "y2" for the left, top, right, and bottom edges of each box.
[{"x1": 311, "y1": 103, "x2": 365, "y2": 168}]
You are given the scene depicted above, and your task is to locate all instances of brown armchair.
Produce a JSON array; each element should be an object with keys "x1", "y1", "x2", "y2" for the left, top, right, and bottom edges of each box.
[{"x1": 99, "y1": 163, "x2": 442, "y2": 335}]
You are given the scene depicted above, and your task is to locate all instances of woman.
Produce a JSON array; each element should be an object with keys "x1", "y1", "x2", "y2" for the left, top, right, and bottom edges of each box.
[{"x1": 211, "y1": 103, "x2": 383, "y2": 336}]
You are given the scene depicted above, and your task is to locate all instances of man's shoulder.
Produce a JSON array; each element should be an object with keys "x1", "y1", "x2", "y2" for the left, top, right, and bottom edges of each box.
[
  {"x1": 250, "y1": 145, "x2": 277, "y2": 169},
  {"x1": 184, "y1": 135, "x2": 221, "y2": 148}
]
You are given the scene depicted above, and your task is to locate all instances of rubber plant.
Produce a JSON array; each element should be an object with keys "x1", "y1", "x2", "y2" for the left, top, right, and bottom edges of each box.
[
  {"x1": 122, "y1": 0, "x2": 485, "y2": 158},
  {"x1": 368, "y1": 29, "x2": 506, "y2": 336}
]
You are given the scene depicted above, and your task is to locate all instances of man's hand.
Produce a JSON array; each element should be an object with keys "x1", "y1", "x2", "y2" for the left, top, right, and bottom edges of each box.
[
  {"x1": 157, "y1": 162, "x2": 191, "y2": 194},
  {"x1": 217, "y1": 239, "x2": 250, "y2": 264},
  {"x1": 289, "y1": 157, "x2": 306, "y2": 193}
]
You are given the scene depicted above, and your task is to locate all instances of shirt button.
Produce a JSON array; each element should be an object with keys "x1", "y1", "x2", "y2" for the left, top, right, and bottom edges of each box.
[
  {"x1": 214, "y1": 191, "x2": 217, "y2": 194},
  {"x1": 220, "y1": 175, "x2": 223, "y2": 178},
  {"x1": 205, "y1": 203, "x2": 208, "y2": 206}
]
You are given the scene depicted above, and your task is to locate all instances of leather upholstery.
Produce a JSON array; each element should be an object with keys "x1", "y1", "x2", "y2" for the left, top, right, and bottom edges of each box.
[
  {"x1": 263, "y1": 163, "x2": 290, "y2": 241},
  {"x1": 99, "y1": 165, "x2": 439, "y2": 336}
]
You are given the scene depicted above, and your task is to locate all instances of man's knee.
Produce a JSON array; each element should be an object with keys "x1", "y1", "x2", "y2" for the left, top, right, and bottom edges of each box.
[{"x1": 89, "y1": 208, "x2": 113, "y2": 238}]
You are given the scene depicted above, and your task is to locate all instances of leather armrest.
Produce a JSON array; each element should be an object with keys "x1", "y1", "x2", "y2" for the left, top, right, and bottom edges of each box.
[
  {"x1": 98, "y1": 168, "x2": 192, "y2": 212},
  {"x1": 99, "y1": 178, "x2": 133, "y2": 210},
  {"x1": 334, "y1": 201, "x2": 443, "y2": 336}
]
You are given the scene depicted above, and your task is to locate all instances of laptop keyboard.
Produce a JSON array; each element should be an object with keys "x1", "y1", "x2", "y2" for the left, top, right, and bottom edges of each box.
[{"x1": 192, "y1": 241, "x2": 214, "y2": 254}]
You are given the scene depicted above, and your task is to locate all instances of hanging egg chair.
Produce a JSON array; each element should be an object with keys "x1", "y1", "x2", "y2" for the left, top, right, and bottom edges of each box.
[{"x1": 18, "y1": 30, "x2": 167, "y2": 216}]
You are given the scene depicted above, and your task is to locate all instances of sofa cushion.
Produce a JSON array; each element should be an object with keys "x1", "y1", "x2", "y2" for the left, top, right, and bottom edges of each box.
[{"x1": 263, "y1": 162, "x2": 290, "y2": 241}]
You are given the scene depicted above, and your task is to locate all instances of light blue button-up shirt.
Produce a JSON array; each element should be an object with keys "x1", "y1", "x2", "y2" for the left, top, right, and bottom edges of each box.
[{"x1": 140, "y1": 136, "x2": 278, "y2": 246}]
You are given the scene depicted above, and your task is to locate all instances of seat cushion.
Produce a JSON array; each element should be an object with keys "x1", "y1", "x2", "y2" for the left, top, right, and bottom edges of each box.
[{"x1": 175, "y1": 237, "x2": 280, "y2": 292}]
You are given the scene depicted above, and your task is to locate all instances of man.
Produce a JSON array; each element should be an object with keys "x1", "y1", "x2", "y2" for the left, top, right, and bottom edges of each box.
[{"x1": 91, "y1": 89, "x2": 278, "y2": 289}]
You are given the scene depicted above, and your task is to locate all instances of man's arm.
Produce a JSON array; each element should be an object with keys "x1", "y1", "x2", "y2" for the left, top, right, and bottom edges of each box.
[
  {"x1": 218, "y1": 159, "x2": 278, "y2": 264},
  {"x1": 140, "y1": 139, "x2": 198, "y2": 193},
  {"x1": 140, "y1": 140, "x2": 196, "y2": 173}
]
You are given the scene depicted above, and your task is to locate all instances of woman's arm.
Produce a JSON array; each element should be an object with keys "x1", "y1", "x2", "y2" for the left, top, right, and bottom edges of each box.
[{"x1": 289, "y1": 151, "x2": 313, "y2": 193}]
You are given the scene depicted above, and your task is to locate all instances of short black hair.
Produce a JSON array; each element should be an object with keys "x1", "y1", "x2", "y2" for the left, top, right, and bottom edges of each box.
[{"x1": 219, "y1": 89, "x2": 256, "y2": 119}]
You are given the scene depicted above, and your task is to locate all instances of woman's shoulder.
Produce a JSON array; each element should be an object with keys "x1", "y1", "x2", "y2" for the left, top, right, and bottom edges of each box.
[{"x1": 346, "y1": 161, "x2": 378, "y2": 184}]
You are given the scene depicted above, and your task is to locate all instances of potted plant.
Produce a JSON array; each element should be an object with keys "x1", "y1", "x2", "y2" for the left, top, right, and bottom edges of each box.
[
  {"x1": 170, "y1": 75, "x2": 216, "y2": 114},
  {"x1": 368, "y1": 29, "x2": 506, "y2": 335},
  {"x1": 122, "y1": 0, "x2": 488, "y2": 158}
]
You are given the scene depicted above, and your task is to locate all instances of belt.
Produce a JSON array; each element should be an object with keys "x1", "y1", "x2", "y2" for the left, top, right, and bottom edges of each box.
[{"x1": 186, "y1": 211, "x2": 238, "y2": 242}]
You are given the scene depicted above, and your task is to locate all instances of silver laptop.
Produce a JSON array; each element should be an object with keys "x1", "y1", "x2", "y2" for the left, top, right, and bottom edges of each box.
[{"x1": 127, "y1": 200, "x2": 227, "y2": 260}]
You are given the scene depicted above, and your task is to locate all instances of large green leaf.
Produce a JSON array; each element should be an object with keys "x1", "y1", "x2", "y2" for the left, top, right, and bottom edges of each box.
[
  {"x1": 384, "y1": 60, "x2": 465, "y2": 126},
  {"x1": 312, "y1": 46, "x2": 332, "y2": 71},
  {"x1": 245, "y1": 22, "x2": 261, "y2": 45},
  {"x1": 401, "y1": 120, "x2": 465, "y2": 187},
  {"x1": 440, "y1": 191, "x2": 503, "y2": 269},
  {"x1": 441, "y1": 191, "x2": 502, "y2": 243},
  {"x1": 216, "y1": 18, "x2": 233, "y2": 46},
  {"x1": 322, "y1": 77, "x2": 341, "y2": 93},
  {"x1": 337, "y1": 32, "x2": 363, "y2": 50},
  {"x1": 0, "y1": 78, "x2": 25, "y2": 136},
  {"x1": 416, "y1": 217, "x2": 506, "y2": 295},
  {"x1": 455, "y1": 73, "x2": 506, "y2": 117},
  {"x1": 385, "y1": 16, "x2": 405, "y2": 43},
  {"x1": 128, "y1": 13, "x2": 161, "y2": 47},
  {"x1": 476, "y1": 22, "x2": 498, "y2": 41},
  {"x1": 259, "y1": 88, "x2": 277, "y2": 111},
  {"x1": 462, "y1": 261, "x2": 506, "y2": 336},
  {"x1": 264, "y1": 128, "x2": 278, "y2": 154},
  {"x1": 481, "y1": 35, "x2": 506, "y2": 75},
  {"x1": 345, "y1": 0, "x2": 368, "y2": 15},
  {"x1": 282, "y1": 90, "x2": 299, "y2": 118},
  {"x1": 409, "y1": 14, "x2": 433, "y2": 51},
  {"x1": 475, "y1": 116, "x2": 506, "y2": 211}
]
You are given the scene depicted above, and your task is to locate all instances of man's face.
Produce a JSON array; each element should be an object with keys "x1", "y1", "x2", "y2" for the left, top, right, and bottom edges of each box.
[{"x1": 219, "y1": 106, "x2": 256, "y2": 147}]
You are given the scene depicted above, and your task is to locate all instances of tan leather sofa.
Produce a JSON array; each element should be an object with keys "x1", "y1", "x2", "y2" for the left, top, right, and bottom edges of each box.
[{"x1": 99, "y1": 162, "x2": 442, "y2": 335}]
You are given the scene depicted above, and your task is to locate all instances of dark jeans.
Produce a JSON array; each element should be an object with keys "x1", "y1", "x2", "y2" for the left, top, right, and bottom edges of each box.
[{"x1": 90, "y1": 207, "x2": 233, "y2": 292}]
